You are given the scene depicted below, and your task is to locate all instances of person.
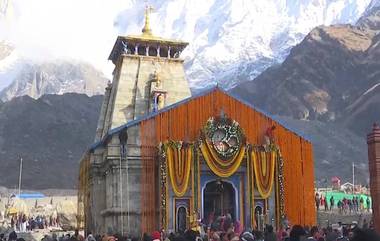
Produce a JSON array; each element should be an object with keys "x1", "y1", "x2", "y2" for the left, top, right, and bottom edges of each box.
[
  {"x1": 8, "y1": 231, "x2": 17, "y2": 241},
  {"x1": 336, "y1": 226, "x2": 349, "y2": 241},
  {"x1": 362, "y1": 219, "x2": 369, "y2": 229},
  {"x1": 352, "y1": 197, "x2": 357, "y2": 213},
  {"x1": 307, "y1": 226, "x2": 319, "y2": 241},
  {"x1": 320, "y1": 195, "x2": 325, "y2": 210},
  {"x1": 21, "y1": 214, "x2": 27, "y2": 232},
  {"x1": 41, "y1": 235, "x2": 52, "y2": 241},
  {"x1": 254, "y1": 231, "x2": 264, "y2": 241},
  {"x1": 264, "y1": 225, "x2": 276, "y2": 241},
  {"x1": 51, "y1": 233, "x2": 58, "y2": 241},
  {"x1": 351, "y1": 228, "x2": 380, "y2": 241},
  {"x1": 366, "y1": 197, "x2": 371, "y2": 212},
  {"x1": 337, "y1": 200, "x2": 342, "y2": 214},
  {"x1": 86, "y1": 233, "x2": 96, "y2": 241},
  {"x1": 73, "y1": 230, "x2": 84, "y2": 241},
  {"x1": 288, "y1": 225, "x2": 306, "y2": 241},
  {"x1": 348, "y1": 199, "x2": 354, "y2": 214},
  {"x1": 342, "y1": 198, "x2": 347, "y2": 214},
  {"x1": 276, "y1": 225, "x2": 286, "y2": 241},
  {"x1": 11, "y1": 216, "x2": 15, "y2": 230},
  {"x1": 234, "y1": 220, "x2": 242, "y2": 236},
  {"x1": 315, "y1": 193, "x2": 320, "y2": 211},
  {"x1": 329, "y1": 196, "x2": 334, "y2": 211},
  {"x1": 152, "y1": 231, "x2": 161, "y2": 241},
  {"x1": 325, "y1": 226, "x2": 338, "y2": 241},
  {"x1": 0, "y1": 234, "x2": 4, "y2": 241},
  {"x1": 360, "y1": 197, "x2": 364, "y2": 211},
  {"x1": 240, "y1": 232, "x2": 254, "y2": 241}
]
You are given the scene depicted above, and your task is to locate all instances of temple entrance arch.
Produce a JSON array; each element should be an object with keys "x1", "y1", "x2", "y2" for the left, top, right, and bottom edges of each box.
[{"x1": 203, "y1": 180, "x2": 237, "y2": 224}]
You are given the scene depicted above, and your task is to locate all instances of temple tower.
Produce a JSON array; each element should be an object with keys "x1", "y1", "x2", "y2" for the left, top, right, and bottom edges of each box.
[
  {"x1": 367, "y1": 123, "x2": 380, "y2": 233},
  {"x1": 95, "y1": 5, "x2": 191, "y2": 141}
]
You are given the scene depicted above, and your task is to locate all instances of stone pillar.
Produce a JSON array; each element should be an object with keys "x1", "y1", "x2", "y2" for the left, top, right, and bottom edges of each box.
[
  {"x1": 168, "y1": 46, "x2": 171, "y2": 59},
  {"x1": 146, "y1": 46, "x2": 149, "y2": 56},
  {"x1": 157, "y1": 46, "x2": 160, "y2": 57},
  {"x1": 135, "y1": 45, "x2": 138, "y2": 55},
  {"x1": 367, "y1": 123, "x2": 380, "y2": 233}
]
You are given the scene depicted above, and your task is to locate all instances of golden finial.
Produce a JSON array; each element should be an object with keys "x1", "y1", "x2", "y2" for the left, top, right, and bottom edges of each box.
[{"x1": 142, "y1": 3, "x2": 153, "y2": 36}]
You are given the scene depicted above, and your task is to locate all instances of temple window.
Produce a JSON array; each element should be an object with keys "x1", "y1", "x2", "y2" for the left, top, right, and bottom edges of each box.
[
  {"x1": 170, "y1": 48, "x2": 179, "y2": 58},
  {"x1": 153, "y1": 93, "x2": 165, "y2": 111},
  {"x1": 148, "y1": 46, "x2": 158, "y2": 56},
  {"x1": 159, "y1": 47, "x2": 168, "y2": 57},
  {"x1": 138, "y1": 45, "x2": 146, "y2": 56},
  {"x1": 127, "y1": 44, "x2": 135, "y2": 54}
]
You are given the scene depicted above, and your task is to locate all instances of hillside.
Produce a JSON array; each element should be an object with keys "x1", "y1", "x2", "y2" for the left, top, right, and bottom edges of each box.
[
  {"x1": 231, "y1": 6, "x2": 380, "y2": 137},
  {"x1": 0, "y1": 94, "x2": 102, "y2": 189}
]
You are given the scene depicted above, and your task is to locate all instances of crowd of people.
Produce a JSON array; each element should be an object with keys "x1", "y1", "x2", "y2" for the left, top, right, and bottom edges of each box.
[
  {"x1": 9, "y1": 213, "x2": 60, "y2": 232},
  {"x1": 0, "y1": 222, "x2": 379, "y2": 241},
  {"x1": 315, "y1": 193, "x2": 371, "y2": 214},
  {"x1": 0, "y1": 209, "x2": 378, "y2": 241},
  {"x1": 56, "y1": 223, "x2": 380, "y2": 241}
]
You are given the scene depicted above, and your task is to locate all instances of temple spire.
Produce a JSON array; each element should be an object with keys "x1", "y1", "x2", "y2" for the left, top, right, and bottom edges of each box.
[{"x1": 142, "y1": 4, "x2": 153, "y2": 36}]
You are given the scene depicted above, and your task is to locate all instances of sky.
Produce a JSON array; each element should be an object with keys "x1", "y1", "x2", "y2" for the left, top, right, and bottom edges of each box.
[{"x1": 0, "y1": 0, "x2": 143, "y2": 80}]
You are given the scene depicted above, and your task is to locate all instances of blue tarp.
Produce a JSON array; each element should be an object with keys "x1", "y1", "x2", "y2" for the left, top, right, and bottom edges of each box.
[{"x1": 16, "y1": 193, "x2": 45, "y2": 199}]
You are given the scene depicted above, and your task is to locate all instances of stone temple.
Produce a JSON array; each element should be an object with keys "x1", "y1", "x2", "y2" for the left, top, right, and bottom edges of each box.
[{"x1": 78, "y1": 6, "x2": 316, "y2": 237}]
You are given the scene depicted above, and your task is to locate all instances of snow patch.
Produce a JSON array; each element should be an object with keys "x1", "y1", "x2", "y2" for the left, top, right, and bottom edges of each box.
[{"x1": 363, "y1": 83, "x2": 380, "y2": 96}]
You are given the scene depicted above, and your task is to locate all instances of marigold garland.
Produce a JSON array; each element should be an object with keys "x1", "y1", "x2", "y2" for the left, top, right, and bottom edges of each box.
[
  {"x1": 247, "y1": 148, "x2": 255, "y2": 228},
  {"x1": 166, "y1": 142, "x2": 193, "y2": 197},
  {"x1": 159, "y1": 143, "x2": 168, "y2": 229},
  {"x1": 200, "y1": 140, "x2": 245, "y2": 178},
  {"x1": 250, "y1": 148, "x2": 276, "y2": 199}
]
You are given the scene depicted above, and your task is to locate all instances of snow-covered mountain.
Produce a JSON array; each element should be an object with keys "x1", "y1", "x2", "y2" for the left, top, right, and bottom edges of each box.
[
  {"x1": 0, "y1": 57, "x2": 108, "y2": 101},
  {"x1": 0, "y1": 0, "x2": 377, "y2": 99},
  {"x1": 115, "y1": 0, "x2": 374, "y2": 90}
]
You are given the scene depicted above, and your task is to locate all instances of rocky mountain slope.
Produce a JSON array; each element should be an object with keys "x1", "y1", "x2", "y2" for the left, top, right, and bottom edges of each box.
[
  {"x1": 0, "y1": 57, "x2": 108, "y2": 102},
  {"x1": 231, "y1": 5, "x2": 380, "y2": 136},
  {"x1": 0, "y1": 94, "x2": 102, "y2": 189}
]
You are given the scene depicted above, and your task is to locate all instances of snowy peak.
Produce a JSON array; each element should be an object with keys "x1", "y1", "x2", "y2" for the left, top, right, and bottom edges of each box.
[
  {"x1": 0, "y1": 41, "x2": 12, "y2": 61},
  {"x1": 115, "y1": 0, "x2": 372, "y2": 90},
  {"x1": 357, "y1": 0, "x2": 380, "y2": 33},
  {"x1": 0, "y1": 60, "x2": 108, "y2": 102}
]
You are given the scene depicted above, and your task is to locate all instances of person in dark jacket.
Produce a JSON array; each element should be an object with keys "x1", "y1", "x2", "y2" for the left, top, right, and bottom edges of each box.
[
  {"x1": 264, "y1": 225, "x2": 276, "y2": 241},
  {"x1": 8, "y1": 231, "x2": 17, "y2": 241},
  {"x1": 351, "y1": 228, "x2": 380, "y2": 241},
  {"x1": 289, "y1": 225, "x2": 306, "y2": 241}
]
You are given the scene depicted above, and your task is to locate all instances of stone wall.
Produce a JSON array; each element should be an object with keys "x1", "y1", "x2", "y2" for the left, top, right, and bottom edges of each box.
[
  {"x1": 99, "y1": 55, "x2": 191, "y2": 133},
  {"x1": 89, "y1": 125, "x2": 144, "y2": 236}
]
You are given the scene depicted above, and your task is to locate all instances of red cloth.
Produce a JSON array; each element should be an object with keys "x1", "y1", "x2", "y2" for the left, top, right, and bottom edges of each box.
[{"x1": 152, "y1": 231, "x2": 161, "y2": 240}]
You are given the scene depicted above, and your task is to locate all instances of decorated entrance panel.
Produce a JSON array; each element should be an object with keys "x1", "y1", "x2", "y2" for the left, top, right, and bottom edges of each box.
[
  {"x1": 159, "y1": 115, "x2": 285, "y2": 230},
  {"x1": 200, "y1": 117, "x2": 246, "y2": 178}
]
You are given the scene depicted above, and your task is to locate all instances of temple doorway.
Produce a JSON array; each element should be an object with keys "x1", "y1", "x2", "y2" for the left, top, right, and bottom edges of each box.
[
  {"x1": 203, "y1": 180, "x2": 236, "y2": 222},
  {"x1": 176, "y1": 206, "x2": 187, "y2": 233}
]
